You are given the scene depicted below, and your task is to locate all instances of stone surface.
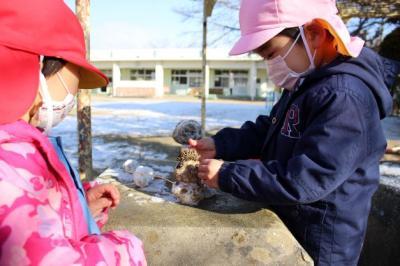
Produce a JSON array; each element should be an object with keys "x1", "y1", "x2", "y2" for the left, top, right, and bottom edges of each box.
[
  {"x1": 102, "y1": 176, "x2": 313, "y2": 266},
  {"x1": 359, "y1": 183, "x2": 400, "y2": 266}
]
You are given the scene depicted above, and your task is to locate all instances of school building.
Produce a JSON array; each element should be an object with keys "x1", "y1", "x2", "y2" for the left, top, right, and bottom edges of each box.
[{"x1": 91, "y1": 49, "x2": 276, "y2": 99}]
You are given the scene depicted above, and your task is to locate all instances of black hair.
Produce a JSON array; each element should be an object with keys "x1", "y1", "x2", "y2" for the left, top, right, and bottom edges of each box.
[
  {"x1": 279, "y1": 27, "x2": 304, "y2": 46},
  {"x1": 41, "y1": 56, "x2": 66, "y2": 77}
]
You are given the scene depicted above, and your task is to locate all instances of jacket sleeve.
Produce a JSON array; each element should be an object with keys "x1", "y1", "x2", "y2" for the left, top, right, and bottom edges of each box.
[
  {"x1": 217, "y1": 89, "x2": 376, "y2": 205},
  {"x1": 0, "y1": 175, "x2": 146, "y2": 265},
  {"x1": 212, "y1": 115, "x2": 272, "y2": 161}
]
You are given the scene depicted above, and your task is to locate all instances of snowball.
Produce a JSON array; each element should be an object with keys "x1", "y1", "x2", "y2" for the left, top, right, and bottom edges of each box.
[
  {"x1": 123, "y1": 159, "x2": 137, "y2": 173},
  {"x1": 133, "y1": 166, "x2": 154, "y2": 188}
]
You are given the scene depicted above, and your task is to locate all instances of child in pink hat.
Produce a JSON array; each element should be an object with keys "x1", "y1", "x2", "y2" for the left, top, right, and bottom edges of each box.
[{"x1": 191, "y1": 0, "x2": 400, "y2": 265}]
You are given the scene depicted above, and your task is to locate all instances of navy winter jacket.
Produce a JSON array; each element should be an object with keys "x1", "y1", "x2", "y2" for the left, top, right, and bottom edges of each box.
[{"x1": 212, "y1": 48, "x2": 400, "y2": 266}]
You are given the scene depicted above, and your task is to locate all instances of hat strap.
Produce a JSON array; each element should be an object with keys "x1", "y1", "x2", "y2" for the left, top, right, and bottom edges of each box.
[
  {"x1": 299, "y1": 26, "x2": 316, "y2": 69},
  {"x1": 282, "y1": 32, "x2": 301, "y2": 59},
  {"x1": 39, "y1": 72, "x2": 53, "y2": 133}
]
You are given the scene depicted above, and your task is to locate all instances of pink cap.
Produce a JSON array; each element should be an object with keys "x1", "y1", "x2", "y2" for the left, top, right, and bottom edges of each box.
[{"x1": 229, "y1": 0, "x2": 364, "y2": 57}]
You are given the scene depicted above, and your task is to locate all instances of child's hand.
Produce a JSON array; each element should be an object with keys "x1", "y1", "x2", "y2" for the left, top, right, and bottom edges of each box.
[
  {"x1": 198, "y1": 159, "x2": 224, "y2": 189},
  {"x1": 189, "y1": 137, "x2": 216, "y2": 160},
  {"x1": 88, "y1": 197, "x2": 112, "y2": 217},
  {"x1": 87, "y1": 184, "x2": 120, "y2": 216}
]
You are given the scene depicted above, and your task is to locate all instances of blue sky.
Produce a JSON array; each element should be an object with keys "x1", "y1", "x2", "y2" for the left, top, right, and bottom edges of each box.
[
  {"x1": 64, "y1": 1, "x2": 395, "y2": 51},
  {"x1": 65, "y1": 0, "x2": 210, "y2": 50}
]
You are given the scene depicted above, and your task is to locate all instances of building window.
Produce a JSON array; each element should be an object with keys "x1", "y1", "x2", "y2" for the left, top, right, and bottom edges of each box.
[
  {"x1": 234, "y1": 77, "x2": 248, "y2": 87},
  {"x1": 214, "y1": 70, "x2": 230, "y2": 87},
  {"x1": 214, "y1": 69, "x2": 248, "y2": 88},
  {"x1": 130, "y1": 69, "x2": 155, "y2": 81},
  {"x1": 189, "y1": 77, "x2": 202, "y2": 87},
  {"x1": 172, "y1": 69, "x2": 203, "y2": 87},
  {"x1": 172, "y1": 70, "x2": 187, "y2": 85},
  {"x1": 188, "y1": 70, "x2": 202, "y2": 87}
]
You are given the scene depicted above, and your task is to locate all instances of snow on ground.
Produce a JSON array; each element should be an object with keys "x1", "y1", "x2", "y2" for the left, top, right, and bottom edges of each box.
[
  {"x1": 56, "y1": 100, "x2": 266, "y2": 137},
  {"x1": 52, "y1": 100, "x2": 266, "y2": 171},
  {"x1": 380, "y1": 163, "x2": 400, "y2": 189},
  {"x1": 50, "y1": 100, "x2": 400, "y2": 188}
]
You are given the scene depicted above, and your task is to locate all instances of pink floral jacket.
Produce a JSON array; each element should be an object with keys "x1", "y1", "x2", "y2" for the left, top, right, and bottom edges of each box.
[{"x1": 0, "y1": 120, "x2": 147, "y2": 266}]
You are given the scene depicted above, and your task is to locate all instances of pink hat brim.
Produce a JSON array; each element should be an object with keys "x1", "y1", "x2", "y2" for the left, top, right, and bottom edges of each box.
[{"x1": 229, "y1": 27, "x2": 284, "y2": 56}]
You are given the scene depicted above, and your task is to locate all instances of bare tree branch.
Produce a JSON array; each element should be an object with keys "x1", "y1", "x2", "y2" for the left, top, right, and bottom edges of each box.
[{"x1": 174, "y1": 0, "x2": 399, "y2": 49}]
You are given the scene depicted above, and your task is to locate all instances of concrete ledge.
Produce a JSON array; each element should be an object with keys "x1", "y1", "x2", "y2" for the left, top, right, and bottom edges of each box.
[{"x1": 103, "y1": 177, "x2": 313, "y2": 266}]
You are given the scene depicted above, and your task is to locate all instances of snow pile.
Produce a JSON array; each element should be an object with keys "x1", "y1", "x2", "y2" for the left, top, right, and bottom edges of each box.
[
  {"x1": 380, "y1": 162, "x2": 400, "y2": 188},
  {"x1": 49, "y1": 99, "x2": 400, "y2": 191}
]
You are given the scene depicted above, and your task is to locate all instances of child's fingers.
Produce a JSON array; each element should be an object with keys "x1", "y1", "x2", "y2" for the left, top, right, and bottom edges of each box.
[
  {"x1": 188, "y1": 138, "x2": 198, "y2": 147},
  {"x1": 97, "y1": 184, "x2": 120, "y2": 207},
  {"x1": 90, "y1": 197, "x2": 112, "y2": 216},
  {"x1": 108, "y1": 186, "x2": 120, "y2": 207},
  {"x1": 198, "y1": 168, "x2": 208, "y2": 178},
  {"x1": 198, "y1": 164, "x2": 209, "y2": 171},
  {"x1": 110, "y1": 185, "x2": 120, "y2": 200},
  {"x1": 200, "y1": 159, "x2": 212, "y2": 166},
  {"x1": 101, "y1": 184, "x2": 117, "y2": 198},
  {"x1": 198, "y1": 172, "x2": 208, "y2": 180}
]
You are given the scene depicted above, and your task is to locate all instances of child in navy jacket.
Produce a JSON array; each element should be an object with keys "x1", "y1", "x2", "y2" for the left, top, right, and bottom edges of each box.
[{"x1": 190, "y1": 1, "x2": 400, "y2": 265}]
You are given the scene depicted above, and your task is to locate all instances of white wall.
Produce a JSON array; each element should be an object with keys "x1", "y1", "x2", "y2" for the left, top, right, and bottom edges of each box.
[{"x1": 93, "y1": 55, "x2": 266, "y2": 98}]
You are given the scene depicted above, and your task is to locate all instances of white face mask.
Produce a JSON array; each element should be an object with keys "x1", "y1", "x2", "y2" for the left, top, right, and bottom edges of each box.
[
  {"x1": 266, "y1": 26, "x2": 317, "y2": 90},
  {"x1": 37, "y1": 71, "x2": 76, "y2": 133}
]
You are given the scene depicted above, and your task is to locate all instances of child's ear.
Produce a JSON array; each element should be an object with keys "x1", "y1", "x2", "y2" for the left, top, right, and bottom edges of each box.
[{"x1": 303, "y1": 20, "x2": 327, "y2": 50}]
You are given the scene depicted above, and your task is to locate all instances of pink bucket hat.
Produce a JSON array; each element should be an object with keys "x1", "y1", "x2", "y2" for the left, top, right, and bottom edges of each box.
[{"x1": 230, "y1": 0, "x2": 365, "y2": 57}]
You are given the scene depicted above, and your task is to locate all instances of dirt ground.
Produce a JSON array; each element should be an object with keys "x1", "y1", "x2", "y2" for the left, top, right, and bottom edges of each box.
[
  {"x1": 383, "y1": 140, "x2": 400, "y2": 162},
  {"x1": 91, "y1": 94, "x2": 266, "y2": 105}
]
